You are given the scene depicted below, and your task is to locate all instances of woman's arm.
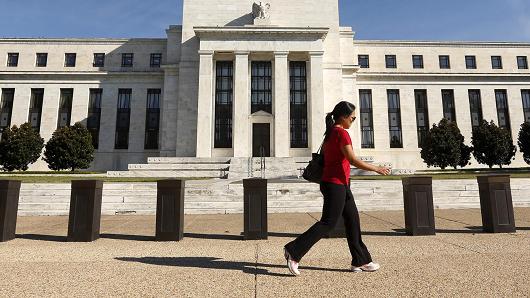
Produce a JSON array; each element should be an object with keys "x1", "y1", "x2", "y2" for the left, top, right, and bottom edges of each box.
[{"x1": 340, "y1": 144, "x2": 391, "y2": 175}]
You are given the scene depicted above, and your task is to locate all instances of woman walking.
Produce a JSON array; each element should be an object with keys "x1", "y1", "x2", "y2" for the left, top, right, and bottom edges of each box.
[{"x1": 284, "y1": 101, "x2": 391, "y2": 276}]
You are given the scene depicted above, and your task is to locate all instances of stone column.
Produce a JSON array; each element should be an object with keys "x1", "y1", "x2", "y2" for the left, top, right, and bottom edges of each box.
[
  {"x1": 233, "y1": 51, "x2": 250, "y2": 157},
  {"x1": 309, "y1": 51, "x2": 325, "y2": 153},
  {"x1": 195, "y1": 50, "x2": 214, "y2": 158},
  {"x1": 160, "y1": 65, "x2": 179, "y2": 156},
  {"x1": 274, "y1": 51, "x2": 289, "y2": 157}
]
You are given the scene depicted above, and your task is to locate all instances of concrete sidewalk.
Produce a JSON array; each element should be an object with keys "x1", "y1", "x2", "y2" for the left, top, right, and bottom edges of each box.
[{"x1": 1, "y1": 208, "x2": 529, "y2": 297}]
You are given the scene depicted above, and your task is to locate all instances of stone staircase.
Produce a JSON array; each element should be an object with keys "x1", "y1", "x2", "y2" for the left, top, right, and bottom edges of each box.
[{"x1": 106, "y1": 156, "x2": 413, "y2": 179}]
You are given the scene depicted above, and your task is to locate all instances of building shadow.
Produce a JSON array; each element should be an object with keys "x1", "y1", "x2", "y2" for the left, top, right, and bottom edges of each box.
[
  {"x1": 115, "y1": 256, "x2": 350, "y2": 276},
  {"x1": 100, "y1": 233, "x2": 154, "y2": 241}
]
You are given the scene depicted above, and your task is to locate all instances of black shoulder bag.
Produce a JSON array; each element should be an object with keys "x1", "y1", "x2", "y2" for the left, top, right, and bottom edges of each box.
[{"x1": 302, "y1": 139, "x2": 325, "y2": 184}]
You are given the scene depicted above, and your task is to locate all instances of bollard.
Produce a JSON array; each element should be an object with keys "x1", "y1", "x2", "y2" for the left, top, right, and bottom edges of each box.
[
  {"x1": 477, "y1": 175, "x2": 516, "y2": 233},
  {"x1": 402, "y1": 176, "x2": 435, "y2": 236},
  {"x1": 0, "y1": 180, "x2": 21, "y2": 242},
  {"x1": 243, "y1": 178, "x2": 267, "y2": 240},
  {"x1": 156, "y1": 179, "x2": 185, "y2": 241},
  {"x1": 67, "y1": 180, "x2": 103, "y2": 242}
]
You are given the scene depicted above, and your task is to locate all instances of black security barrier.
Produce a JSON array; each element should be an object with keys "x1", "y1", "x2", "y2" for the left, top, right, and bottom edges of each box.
[
  {"x1": 402, "y1": 176, "x2": 436, "y2": 236},
  {"x1": 477, "y1": 175, "x2": 516, "y2": 233},
  {"x1": 0, "y1": 180, "x2": 22, "y2": 242},
  {"x1": 67, "y1": 180, "x2": 103, "y2": 242},
  {"x1": 243, "y1": 178, "x2": 268, "y2": 240},
  {"x1": 156, "y1": 179, "x2": 185, "y2": 241}
]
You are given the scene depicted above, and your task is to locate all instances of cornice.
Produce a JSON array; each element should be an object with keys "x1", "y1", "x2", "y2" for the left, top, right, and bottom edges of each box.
[
  {"x1": 194, "y1": 26, "x2": 328, "y2": 40},
  {"x1": 0, "y1": 38, "x2": 167, "y2": 45},
  {"x1": 354, "y1": 40, "x2": 530, "y2": 48}
]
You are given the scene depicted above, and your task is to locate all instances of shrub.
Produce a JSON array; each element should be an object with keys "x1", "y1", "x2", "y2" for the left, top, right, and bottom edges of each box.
[
  {"x1": 43, "y1": 122, "x2": 95, "y2": 171},
  {"x1": 420, "y1": 118, "x2": 472, "y2": 169},
  {"x1": 518, "y1": 122, "x2": 530, "y2": 165},
  {"x1": 0, "y1": 123, "x2": 44, "y2": 171},
  {"x1": 472, "y1": 120, "x2": 516, "y2": 168}
]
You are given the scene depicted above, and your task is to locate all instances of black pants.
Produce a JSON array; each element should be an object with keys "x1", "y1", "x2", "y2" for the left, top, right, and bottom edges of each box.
[{"x1": 285, "y1": 182, "x2": 372, "y2": 267}]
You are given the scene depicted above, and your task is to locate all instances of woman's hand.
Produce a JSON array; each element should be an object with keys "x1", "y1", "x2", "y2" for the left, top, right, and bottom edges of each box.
[{"x1": 375, "y1": 166, "x2": 391, "y2": 176}]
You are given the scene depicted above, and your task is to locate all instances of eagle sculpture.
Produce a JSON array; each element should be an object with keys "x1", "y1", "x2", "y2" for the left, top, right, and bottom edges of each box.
[{"x1": 252, "y1": 2, "x2": 271, "y2": 19}]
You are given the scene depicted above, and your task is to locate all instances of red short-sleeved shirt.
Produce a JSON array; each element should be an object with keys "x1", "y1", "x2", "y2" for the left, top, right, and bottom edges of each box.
[{"x1": 321, "y1": 126, "x2": 352, "y2": 185}]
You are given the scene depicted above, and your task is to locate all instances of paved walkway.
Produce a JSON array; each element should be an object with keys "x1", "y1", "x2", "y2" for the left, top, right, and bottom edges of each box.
[{"x1": 1, "y1": 208, "x2": 529, "y2": 297}]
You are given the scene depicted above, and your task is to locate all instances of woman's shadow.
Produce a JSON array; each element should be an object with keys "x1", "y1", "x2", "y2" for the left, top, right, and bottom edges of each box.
[{"x1": 115, "y1": 256, "x2": 350, "y2": 277}]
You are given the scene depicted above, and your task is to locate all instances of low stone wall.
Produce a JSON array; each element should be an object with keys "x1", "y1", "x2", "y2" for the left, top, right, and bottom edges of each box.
[{"x1": 16, "y1": 179, "x2": 530, "y2": 216}]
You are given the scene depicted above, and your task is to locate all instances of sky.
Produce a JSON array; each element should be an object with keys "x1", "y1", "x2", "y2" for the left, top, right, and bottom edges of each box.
[{"x1": 0, "y1": 0, "x2": 529, "y2": 41}]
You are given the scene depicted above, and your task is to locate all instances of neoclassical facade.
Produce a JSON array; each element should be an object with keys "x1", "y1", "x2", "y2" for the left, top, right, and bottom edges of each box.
[{"x1": 1, "y1": 0, "x2": 529, "y2": 171}]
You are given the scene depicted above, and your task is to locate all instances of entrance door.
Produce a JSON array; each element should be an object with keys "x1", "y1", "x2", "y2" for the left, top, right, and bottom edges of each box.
[{"x1": 252, "y1": 123, "x2": 270, "y2": 157}]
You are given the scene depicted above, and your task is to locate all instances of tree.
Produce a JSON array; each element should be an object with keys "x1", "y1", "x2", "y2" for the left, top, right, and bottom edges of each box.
[
  {"x1": 472, "y1": 120, "x2": 517, "y2": 168},
  {"x1": 518, "y1": 122, "x2": 530, "y2": 165},
  {"x1": 43, "y1": 122, "x2": 95, "y2": 171},
  {"x1": 420, "y1": 118, "x2": 472, "y2": 170},
  {"x1": 0, "y1": 123, "x2": 44, "y2": 171}
]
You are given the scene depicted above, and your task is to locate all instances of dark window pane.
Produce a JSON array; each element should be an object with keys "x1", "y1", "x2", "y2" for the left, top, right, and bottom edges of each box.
[
  {"x1": 36, "y1": 53, "x2": 47, "y2": 67},
  {"x1": 145, "y1": 89, "x2": 161, "y2": 149},
  {"x1": 465, "y1": 56, "x2": 476, "y2": 69},
  {"x1": 439, "y1": 55, "x2": 450, "y2": 69},
  {"x1": 121, "y1": 53, "x2": 134, "y2": 67},
  {"x1": 290, "y1": 61, "x2": 308, "y2": 148},
  {"x1": 360, "y1": 90, "x2": 374, "y2": 148},
  {"x1": 414, "y1": 90, "x2": 429, "y2": 148},
  {"x1": 442, "y1": 89, "x2": 457, "y2": 123},
  {"x1": 468, "y1": 90, "x2": 483, "y2": 128},
  {"x1": 491, "y1": 56, "x2": 503, "y2": 69},
  {"x1": 64, "y1": 53, "x2": 76, "y2": 67},
  {"x1": 93, "y1": 53, "x2": 105, "y2": 67},
  {"x1": 215, "y1": 61, "x2": 233, "y2": 148},
  {"x1": 7, "y1": 53, "x2": 19, "y2": 67},
  {"x1": 495, "y1": 90, "x2": 511, "y2": 134},
  {"x1": 28, "y1": 89, "x2": 44, "y2": 132},
  {"x1": 150, "y1": 53, "x2": 162, "y2": 68},
  {"x1": 522, "y1": 90, "x2": 530, "y2": 123},
  {"x1": 387, "y1": 90, "x2": 403, "y2": 148},
  {"x1": 115, "y1": 89, "x2": 131, "y2": 149},
  {"x1": 517, "y1": 56, "x2": 528, "y2": 69},
  {"x1": 412, "y1": 55, "x2": 424, "y2": 69},
  {"x1": 385, "y1": 55, "x2": 397, "y2": 68},
  {"x1": 358, "y1": 55, "x2": 369, "y2": 68},
  {"x1": 57, "y1": 89, "x2": 73, "y2": 128},
  {"x1": 251, "y1": 61, "x2": 272, "y2": 114},
  {"x1": 87, "y1": 89, "x2": 102, "y2": 149},
  {"x1": 0, "y1": 89, "x2": 15, "y2": 136}
]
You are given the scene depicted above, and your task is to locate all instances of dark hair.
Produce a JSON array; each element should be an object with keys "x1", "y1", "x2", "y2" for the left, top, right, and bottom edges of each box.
[{"x1": 324, "y1": 101, "x2": 356, "y2": 141}]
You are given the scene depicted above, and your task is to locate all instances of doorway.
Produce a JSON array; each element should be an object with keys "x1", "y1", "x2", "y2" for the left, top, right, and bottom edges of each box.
[{"x1": 252, "y1": 123, "x2": 271, "y2": 157}]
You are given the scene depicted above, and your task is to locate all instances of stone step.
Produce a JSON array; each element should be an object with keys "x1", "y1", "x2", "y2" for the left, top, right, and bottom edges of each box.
[
  {"x1": 128, "y1": 164, "x2": 230, "y2": 171},
  {"x1": 148, "y1": 157, "x2": 231, "y2": 164},
  {"x1": 106, "y1": 170, "x2": 226, "y2": 178}
]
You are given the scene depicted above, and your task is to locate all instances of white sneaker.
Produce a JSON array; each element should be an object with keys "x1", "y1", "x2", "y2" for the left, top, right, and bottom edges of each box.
[
  {"x1": 283, "y1": 247, "x2": 300, "y2": 276},
  {"x1": 351, "y1": 262, "x2": 380, "y2": 272}
]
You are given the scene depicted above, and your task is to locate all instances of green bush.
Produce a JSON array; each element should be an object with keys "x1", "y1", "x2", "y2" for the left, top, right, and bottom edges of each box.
[
  {"x1": 43, "y1": 122, "x2": 95, "y2": 171},
  {"x1": 0, "y1": 123, "x2": 45, "y2": 171},
  {"x1": 420, "y1": 118, "x2": 472, "y2": 169},
  {"x1": 472, "y1": 120, "x2": 516, "y2": 168},
  {"x1": 518, "y1": 122, "x2": 530, "y2": 165}
]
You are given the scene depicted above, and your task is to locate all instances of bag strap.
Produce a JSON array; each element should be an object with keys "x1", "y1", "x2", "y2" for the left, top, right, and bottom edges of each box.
[{"x1": 316, "y1": 138, "x2": 325, "y2": 154}]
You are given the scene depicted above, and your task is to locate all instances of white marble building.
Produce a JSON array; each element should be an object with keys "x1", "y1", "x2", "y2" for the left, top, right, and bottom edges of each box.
[{"x1": 1, "y1": 0, "x2": 529, "y2": 171}]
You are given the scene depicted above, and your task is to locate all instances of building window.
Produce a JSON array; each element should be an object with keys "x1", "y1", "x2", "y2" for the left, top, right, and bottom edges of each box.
[
  {"x1": 115, "y1": 89, "x2": 131, "y2": 149},
  {"x1": 93, "y1": 53, "x2": 105, "y2": 67},
  {"x1": 491, "y1": 56, "x2": 503, "y2": 69},
  {"x1": 387, "y1": 90, "x2": 403, "y2": 148},
  {"x1": 517, "y1": 56, "x2": 528, "y2": 69},
  {"x1": 465, "y1": 55, "x2": 476, "y2": 69},
  {"x1": 439, "y1": 55, "x2": 450, "y2": 69},
  {"x1": 385, "y1": 55, "x2": 397, "y2": 68},
  {"x1": 7, "y1": 53, "x2": 19, "y2": 67},
  {"x1": 441, "y1": 89, "x2": 457, "y2": 123},
  {"x1": 358, "y1": 55, "x2": 369, "y2": 68},
  {"x1": 468, "y1": 90, "x2": 483, "y2": 129},
  {"x1": 57, "y1": 89, "x2": 73, "y2": 128},
  {"x1": 495, "y1": 90, "x2": 511, "y2": 133},
  {"x1": 36, "y1": 53, "x2": 47, "y2": 67},
  {"x1": 251, "y1": 61, "x2": 272, "y2": 114},
  {"x1": 150, "y1": 53, "x2": 162, "y2": 68},
  {"x1": 359, "y1": 90, "x2": 374, "y2": 148},
  {"x1": 145, "y1": 89, "x2": 161, "y2": 149},
  {"x1": 28, "y1": 89, "x2": 44, "y2": 133},
  {"x1": 0, "y1": 89, "x2": 15, "y2": 139},
  {"x1": 64, "y1": 53, "x2": 76, "y2": 67},
  {"x1": 290, "y1": 61, "x2": 308, "y2": 148},
  {"x1": 522, "y1": 90, "x2": 530, "y2": 123},
  {"x1": 412, "y1": 55, "x2": 424, "y2": 69},
  {"x1": 414, "y1": 90, "x2": 429, "y2": 148},
  {"x1": 87, "y1": 89, "x2": 102, "y2": 149},
  {"x1": 214, "y1": 61, "x2": 233, "y2": 148},
  {"x1": 121, "y1": 53, "x2": 134, "y2": 67}
]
